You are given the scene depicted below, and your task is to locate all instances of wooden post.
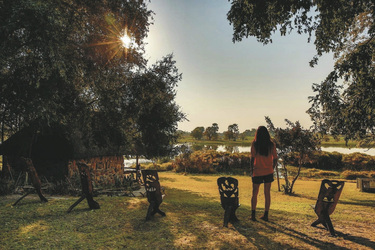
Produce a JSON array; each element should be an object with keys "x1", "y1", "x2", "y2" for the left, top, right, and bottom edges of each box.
[{"x1": 135, "y1": 155, "x2": 140, "y2": 182}]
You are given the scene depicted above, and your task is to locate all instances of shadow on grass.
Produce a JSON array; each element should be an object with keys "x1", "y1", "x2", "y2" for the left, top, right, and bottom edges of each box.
[
  {"x1": 159, "y1": 177, "x2": 177, "y2": 182},
  {"x1": 146, "y1": 187, "x2": 350, "y2": 249},
  {"x1": 233, "y1": 206, "x2": 344, "y2": 249},
  {"x1": 336, "y1": 231, "x2": 375, "y2": 249},
  {"x1": 1, "y1": 187, "x2": 374, "y2": 249},
  {"x1": 340, "y1": 198, "x2": 375, "y2": 208},
  {"x1": 289, "y1": 192, "x2": 316, "y2": 201},
  {"x1": 265, "y1": 208, "x2": 375, "y2": 250},
  {"x1": 188, "y1": 176, "x2": 211, "y2": 182}
]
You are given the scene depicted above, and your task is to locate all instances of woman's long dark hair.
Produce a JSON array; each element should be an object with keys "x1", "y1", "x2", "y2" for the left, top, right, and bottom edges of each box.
[{"x1": 253, "y1": 126, "x2": 273, "y2": 156}]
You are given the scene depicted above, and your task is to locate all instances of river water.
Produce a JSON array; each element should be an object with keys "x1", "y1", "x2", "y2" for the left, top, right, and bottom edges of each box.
[
  {"x1": 214, "y1": 145, "x2": 375, "y2": 156},
  {"x1": 124, "y1": 145, "x2": 375, "y2": 168}
]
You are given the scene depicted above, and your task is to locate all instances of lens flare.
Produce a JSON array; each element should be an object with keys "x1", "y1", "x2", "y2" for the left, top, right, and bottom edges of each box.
[
  {"x1": 120, "y1": 33, "x2": 133, "y2": 48},
  {"x1": 88, "y1": 14, "x2": 137, "y2": 63}
]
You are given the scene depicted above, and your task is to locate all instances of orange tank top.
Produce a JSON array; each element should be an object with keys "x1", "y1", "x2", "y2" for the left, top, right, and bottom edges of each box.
[{"x1": 251, "y1": 143, "x2": 277, "y2": 177}]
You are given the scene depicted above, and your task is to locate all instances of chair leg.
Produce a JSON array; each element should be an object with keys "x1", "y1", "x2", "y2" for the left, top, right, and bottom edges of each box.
[
  {"x1": 13, "y1": 190, "x2": 34, "y2": 206},
  {"x1": 154, "y1": 206, "x2": 166, "y2": 216},
  {"x1": 230, "y1": 207, "x2": 239, "y2": 222},
  {"x1": 67, "y1": 196, "x2": 85, "y2": 213},
  {"x1": 87, "y1": 197, "x2": 100, "y2": 210},
  {"x1": 323, "y1": 211, "x2": 336, "y2": 236},
  {"x1": 311, "y1": 219, "x2": 319, "y2": 227},
  {"x1": 223, "y1": 206, "x2": 232, "y2": 227},
  {"x1": 36, "y1": 189, "x2": 48, "y2": 203},
  {"x1": 146, "y1": 202, "x2": 154, "y2": 221}
]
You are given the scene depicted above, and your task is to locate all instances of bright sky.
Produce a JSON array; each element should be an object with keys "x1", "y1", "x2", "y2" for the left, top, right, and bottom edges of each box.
[{"x1": 144, "y1": 0, "x2": 335, "y2": 133}]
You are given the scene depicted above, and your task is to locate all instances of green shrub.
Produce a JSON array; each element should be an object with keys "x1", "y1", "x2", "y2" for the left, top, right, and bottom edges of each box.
[
  {"x1": 342, "y1": 153, "x2": 375, "y2": 171},
  {"x1": 142, "y1": 162, "x2": 173, "y2": 171},
  {"x1": 0, "y1": 177, "x2": 16, "y2": 195},
  {"x1": 172, "y1": 150, "x2": 251, "y2": 174},
  {"x1": 340, "y1": 170, "x2": 369, "y2": 180},
  {"x1": 292, "y1": 151, "x2": 375, "y2": 172},
  {"x1": 302, "y1": 151, "x2": 343, "y2": 170}
]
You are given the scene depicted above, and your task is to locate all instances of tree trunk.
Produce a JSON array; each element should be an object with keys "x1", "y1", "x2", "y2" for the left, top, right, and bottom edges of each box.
[
  {"x1": 289, "y1": 158, "x2": 303, "y2": 194},
  {"x1": 135, "y1": 155, "x2": 140, "y2": 182},
  {"x1": 282, "y1": 163, "x2": 290, "y2": 194}
]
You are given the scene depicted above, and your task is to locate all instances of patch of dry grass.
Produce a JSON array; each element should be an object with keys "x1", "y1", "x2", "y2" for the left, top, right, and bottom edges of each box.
[{"x1": 1, "y1": 172, "x2": 374, "y2": 249}]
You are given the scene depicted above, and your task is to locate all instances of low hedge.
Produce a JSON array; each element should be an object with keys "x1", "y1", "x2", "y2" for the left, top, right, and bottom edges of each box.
[
  {"x1": 172, "y1": 150, "x2": 250, "y2": 174},
  {"x1": 171, "y1": 149, "x2": 375, "y2": 174}
]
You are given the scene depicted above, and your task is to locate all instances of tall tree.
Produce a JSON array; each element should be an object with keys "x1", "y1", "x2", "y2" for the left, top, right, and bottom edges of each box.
[
  {"x1": 204, "y1": 123, "x2": 219, "y2": 140},
  {"x1": 126, "y1": 54, "x2": 185, "y2": 159},
  {"x1": 191, "y1": 127, "x2": 205, "y2": 140},
  {"x1": 227, "y1": 0, "x2": 375, "y2": 145},
  {"x1": 266, "y1": 117, "x2": 320, "y2": 194},
  {"x1": 224, "y1": 123, "x2": 239, "y2": 141},
  {"x1": 0, "y1": 0, "x2": 184, "y2": 158}
]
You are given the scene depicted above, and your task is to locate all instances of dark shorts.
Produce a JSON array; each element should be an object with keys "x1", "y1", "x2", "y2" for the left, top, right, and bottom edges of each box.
[{"x1": 252, "y1": 173, "x2": 274, "y2": 184}]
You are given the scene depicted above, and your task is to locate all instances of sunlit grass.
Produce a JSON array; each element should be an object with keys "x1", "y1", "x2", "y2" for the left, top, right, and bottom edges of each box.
[{"x1": 1, "y1": 172, "x2": 374, "y2": 249}]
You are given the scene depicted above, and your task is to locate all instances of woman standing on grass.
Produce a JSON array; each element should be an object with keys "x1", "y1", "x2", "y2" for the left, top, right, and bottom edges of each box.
[{"x1": 250, "y1": 126, "x2": 278, "y2": 221}]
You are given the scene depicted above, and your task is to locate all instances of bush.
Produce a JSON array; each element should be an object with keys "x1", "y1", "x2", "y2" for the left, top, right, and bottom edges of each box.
[
  {"x1": 302, "y1": 151, "x2": 343, "y2": 170},
  {"x1": 304, "y1": 168, "x2": 338, "y2": 178},
  {"x1": 142, "y1": 162, "x2": 173, "y2": 171},
  {"x1": 0, "y1": 177, "x2": 17, "y2": 195},
  {"x1": 342, "y1": 153, "x2": 375, "y2": 171},
  {"x1": 340, "y1": 170, "x2": 370, "y2": 180},
  {"x1": 289, "y1": 151, "x2": 375, "y2": 172},
  {"x1": 172, "y1": 150, "x2": 251, "y2": 174}
]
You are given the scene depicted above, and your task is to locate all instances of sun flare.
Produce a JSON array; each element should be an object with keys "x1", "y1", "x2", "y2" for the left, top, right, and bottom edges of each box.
[
  {"x1": 120, "y1": 33, "x2": 133, "y2": 48},
  {"x1": 89, "y1": 14, "x2": 138, "y2": 63}
]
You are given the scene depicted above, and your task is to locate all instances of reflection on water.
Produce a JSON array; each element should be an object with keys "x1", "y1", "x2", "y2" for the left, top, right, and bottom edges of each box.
[
  {"x1": 191, "y1": 144, "x2": 250, "y2": 153},
  {"x1": 321, "y1": 146, "x2": 375, "y2": 156},
  {"x1": 123, "y1": 145, "x2": 375, "y2": 168},
  {"x1": 124, "y1": 158, "x2": 152, "y2": 168},
  {"x1": 189, "y1": 144, "x2": 375, "y2": 156}
]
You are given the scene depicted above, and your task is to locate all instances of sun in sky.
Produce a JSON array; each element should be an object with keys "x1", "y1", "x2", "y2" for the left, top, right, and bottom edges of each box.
[
  {"x1": 120, "y1": 32, "x2": 133, "y2": 49},
  {"x1": 89, "y1": 14, "x2": 136, "y2": 63}
]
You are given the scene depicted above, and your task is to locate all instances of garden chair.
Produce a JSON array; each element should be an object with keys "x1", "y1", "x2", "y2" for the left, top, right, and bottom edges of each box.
[
  {"x1": 217, "y1": 177, "x2": 240, "y2": 227},
  {"x1": 311, "y1": 179, "x2": 344, "y2": 236},
  {"x1": 13, "y1": 157, "x2": 48, "y2": 206},
  {"x1": 141, "y1": 170, "x2": 165, "y2": 220},
  {"x1": 67, "y1": 162, "x2": 100, "y2": 213}
]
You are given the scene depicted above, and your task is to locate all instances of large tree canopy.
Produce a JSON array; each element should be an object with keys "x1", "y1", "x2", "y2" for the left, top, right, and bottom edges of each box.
[
  {"x1": 227, "y1": 0, "x2": 375, "y2": 144},
  {"x1": 1, "y1": 0, "x2": 185, "y2": 158}
]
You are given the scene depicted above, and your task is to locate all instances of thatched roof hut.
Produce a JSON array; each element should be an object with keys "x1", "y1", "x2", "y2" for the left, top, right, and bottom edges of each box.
[{"x1": 0, "y1": 124, "x2": 73, "y2": 179}]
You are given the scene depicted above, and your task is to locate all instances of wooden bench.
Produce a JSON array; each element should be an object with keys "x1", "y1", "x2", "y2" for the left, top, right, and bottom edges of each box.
[
  {"x1": 67, "y1": 162, "x2": 100, "y2": 213},
  {"x1": 357, "y1": 178, "x2": 375, "y2": 193},
  {"x1": 141, "y1": 170, "x2": 165, "y2": 220},
  {"x1": 217, "y1": 177, "x2": 240, "y2": 227},
  {"x1": 311, "y1": 179, "x2": 344, "y2": 236},
  {"x1": 13, "y1": 157, "x2": 48, "y2": 206}
]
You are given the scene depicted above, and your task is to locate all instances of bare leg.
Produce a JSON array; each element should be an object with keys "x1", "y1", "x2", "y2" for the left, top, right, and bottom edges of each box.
[
  {"x1": 264, "y1": 182, "x2": 271, "y2": 211},
  {"x1": 251, "y1": 183, "x2": 260, "y2": 211},
  {"x1": 261, "y1": 182, "x2": 272, "y2": 221},
  {"x1": 251, "y1": 183, "x2": 260, "y2": 221}
]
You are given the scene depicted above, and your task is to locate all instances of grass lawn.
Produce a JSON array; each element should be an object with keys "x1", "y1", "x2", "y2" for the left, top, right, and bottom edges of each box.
[{"x1": 1, "y1": 172, "x2": 374, "y2": 249}]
